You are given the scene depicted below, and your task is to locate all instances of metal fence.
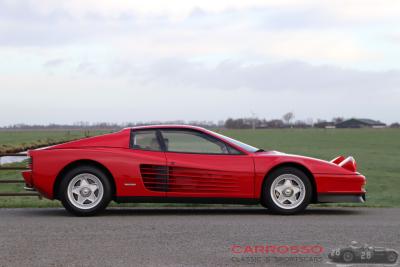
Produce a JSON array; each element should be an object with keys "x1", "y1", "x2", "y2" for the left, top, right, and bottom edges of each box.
[{"x1": 0, "y1": 153, "x2": 39, "y2": 197}]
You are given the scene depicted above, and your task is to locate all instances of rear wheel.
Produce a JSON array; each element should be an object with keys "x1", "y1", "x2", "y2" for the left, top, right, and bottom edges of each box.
[
  {"x1": 59, "y1": 166, "x2": 112, "y2": 216},
  {"x1": 262, "y1": 167, "x2": 312, "y2": 215},
  {"x1": 387, "y1": 251, "x2": 398, "y2": 263}
]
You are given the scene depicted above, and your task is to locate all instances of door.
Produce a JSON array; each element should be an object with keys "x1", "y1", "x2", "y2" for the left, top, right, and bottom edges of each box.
[
  {"x1": 128, "y1": 129, "x2": 167, "y2": 197},
  {"x1": 160, "y1": 129, "x2": 255, "y2": 198}
]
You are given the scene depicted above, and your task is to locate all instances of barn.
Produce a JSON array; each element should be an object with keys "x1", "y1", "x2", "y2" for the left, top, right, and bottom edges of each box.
[{"x1": 336, "y1": 118, "x2": 386, "y2": 128}]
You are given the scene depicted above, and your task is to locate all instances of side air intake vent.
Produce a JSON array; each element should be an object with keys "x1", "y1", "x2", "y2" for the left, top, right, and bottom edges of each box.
[{"x1": 140, "y1": 164, "x2": 168, "y2": 192}]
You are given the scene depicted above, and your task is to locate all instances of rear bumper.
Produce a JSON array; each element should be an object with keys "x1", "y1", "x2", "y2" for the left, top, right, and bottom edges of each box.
[{"x1": 317, "y1": 193, "x2": 366, "y2": 203}]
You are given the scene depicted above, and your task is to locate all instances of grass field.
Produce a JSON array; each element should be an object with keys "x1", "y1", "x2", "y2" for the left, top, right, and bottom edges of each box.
[
  {"x1": 1, "y1": 128, "x2": 399, "y2": 208},
  {"x1": 0, "y1": 129, "x2": 110, "y2": 153}
]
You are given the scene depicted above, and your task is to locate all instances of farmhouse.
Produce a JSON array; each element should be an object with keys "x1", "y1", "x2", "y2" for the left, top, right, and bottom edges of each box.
[{"x1": 336, "y1": 118, "x2": 386, "y2": 128}]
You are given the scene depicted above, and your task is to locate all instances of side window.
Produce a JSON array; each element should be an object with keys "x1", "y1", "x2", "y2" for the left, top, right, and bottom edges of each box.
[
  {"x1": 131, "y1": 130, "x2": 161, "y2": 151},
  {"x1": 160, "y1": 130, "x2": 241, "y2": 154}
]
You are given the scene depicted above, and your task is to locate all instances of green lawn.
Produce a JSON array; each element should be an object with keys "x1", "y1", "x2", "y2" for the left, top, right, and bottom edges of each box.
[{"x1": 1, "y1": 128, "x2": 399, "y2": 208}]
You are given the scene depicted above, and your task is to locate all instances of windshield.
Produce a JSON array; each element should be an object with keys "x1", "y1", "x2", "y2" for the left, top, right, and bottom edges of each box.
[{"x1": 211, "y1": 131, "x2": 261, "y2": 153}]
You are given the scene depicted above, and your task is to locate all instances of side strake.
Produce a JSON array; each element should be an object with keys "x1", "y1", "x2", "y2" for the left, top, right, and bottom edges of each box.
[
  {"x1": 140, "y1": 164, "x2": 168, "y2": 192},
  {"x1": 168, "y1": 166, "x2": 241, "y2": 193},
  {"x1": 140, "y1": 164, "x2": 242, "y2": 194}
]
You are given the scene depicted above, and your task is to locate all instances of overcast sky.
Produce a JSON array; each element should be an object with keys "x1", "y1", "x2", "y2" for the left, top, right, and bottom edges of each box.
[{"x1": 1, "y1": 0, "x2": 400, "y2": 126}]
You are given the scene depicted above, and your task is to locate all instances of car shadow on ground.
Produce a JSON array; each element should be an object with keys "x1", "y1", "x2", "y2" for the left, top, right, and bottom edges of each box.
[
  {"x1": 102, "y1": 207, "x2": 364, "y2": 216},
  {"x1": 26, "y1": 206, "x2": 365, "y2": 217}
]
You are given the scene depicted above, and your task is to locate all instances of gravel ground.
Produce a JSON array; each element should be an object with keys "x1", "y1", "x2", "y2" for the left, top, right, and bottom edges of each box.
[{"x1": 0, "y1": 207, "x2": 399, "y2": 267}]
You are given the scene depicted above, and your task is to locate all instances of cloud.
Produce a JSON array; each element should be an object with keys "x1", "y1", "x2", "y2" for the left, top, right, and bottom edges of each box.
[
  {"x1": 1, "y1": 1, "x2": 400, "y2": 124},
  {"x1": 4, "y1": 0, "x2": 399, "y2": 21},
  {"x1": 130, "y1": 59, "x2": 400, "y2": 93},
  {"x1": 1, "y1": 59, "x2": 400, "y2": 125},
  {"x1": 0, "y1": 0, "x2": 393, "y2": 69},
  {"x1": 43, "y1": 58, "x2": 65, "y2": 68}
]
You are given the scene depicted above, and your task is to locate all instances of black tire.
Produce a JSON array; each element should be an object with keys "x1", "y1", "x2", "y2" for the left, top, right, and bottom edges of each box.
[
  {"x1": 262, "y1": 167, "x2": 312, "y2": 215},
  {"x1": 59, "y1": 165, "x2": 112, "y2": 216},
  {"x1": 342, "y1": 251, "x2": 354, "y2": 263},
  {"x1": 387, "y1": 251, "x2": 398, "y2": 263}
]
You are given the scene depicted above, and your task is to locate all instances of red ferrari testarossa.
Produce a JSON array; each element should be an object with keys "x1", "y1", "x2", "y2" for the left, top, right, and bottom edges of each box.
[{"x1": 22, "y1": 125, "x2": 366, "y2": 216}]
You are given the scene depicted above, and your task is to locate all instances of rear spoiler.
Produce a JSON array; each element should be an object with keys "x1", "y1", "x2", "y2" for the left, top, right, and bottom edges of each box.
[{"x1": 330, "y1": 156, "x2": 357, "y2": 172}]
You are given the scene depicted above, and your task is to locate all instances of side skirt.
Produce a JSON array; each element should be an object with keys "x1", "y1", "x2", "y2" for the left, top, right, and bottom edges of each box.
[
  {"x1": 317, "y1": 193, "x2": 366, "y2": 203},
  {"x1": 114, "y1": 196, "x2": 260, "y2": 205}
]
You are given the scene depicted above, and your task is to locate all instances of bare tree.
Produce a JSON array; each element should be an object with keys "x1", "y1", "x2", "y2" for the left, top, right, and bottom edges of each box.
[{"x1": 282, "y1": 112, "x2": 295, "y2": 125}]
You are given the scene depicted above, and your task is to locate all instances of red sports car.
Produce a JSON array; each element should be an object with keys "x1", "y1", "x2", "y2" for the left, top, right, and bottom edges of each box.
[{"x1": 22, "y1": 125, "x2": 366, "y2": 216}]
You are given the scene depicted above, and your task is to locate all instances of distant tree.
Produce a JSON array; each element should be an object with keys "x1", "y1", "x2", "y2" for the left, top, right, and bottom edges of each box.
[
  {"x1": 314, "y1": 119, "x2": 328, "y2": 128},
  {"x1": 225, "y1": 118, "x2": 251, "y2": 129},
  {"x1": 332, "y1": 117, "x2": 344, "y2": 124},
  {"x1": 294, "y1": 120, "x2": 310, "y2": 128},
  {"x1": 390, "y1": 122, "x2": 400, "y2": 128},
  {"x1": 282, "y1": 112, "x2": 295, "y2": 125},
  {"x1": 266, "y1": 119, "x2": 285, "y2": 128},
  {"x1": 225, "y1": 118, "x2": 233, "y2": 128}
]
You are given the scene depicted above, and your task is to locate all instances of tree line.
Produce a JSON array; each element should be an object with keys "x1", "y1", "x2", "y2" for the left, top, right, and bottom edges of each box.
[{"x1": 1, "y1": 113, "x2": 399, "y2": 130}]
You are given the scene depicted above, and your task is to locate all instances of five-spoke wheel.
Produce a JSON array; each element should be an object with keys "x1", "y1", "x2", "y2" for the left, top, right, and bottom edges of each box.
[
  {"x1": 67, "y1": 173, "x2": 104, "y2": 210},
  {"x1": 59, "y1": 166, "x2": 112, "y2": 216},
  {"x1": 262, "y1": 167, "x2": 312, "y2": 214},
  {"x1": 270, "y1": 174, "x2": 305, "y2": 210}
]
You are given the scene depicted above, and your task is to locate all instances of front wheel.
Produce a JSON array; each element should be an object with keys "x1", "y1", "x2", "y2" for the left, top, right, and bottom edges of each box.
[
  {"x1": 342, "y1": 251, "x2": 354, "y2": 263},
  {"x1": 262, "y1": 167, "x2": 312, "y2": 215},
  {"x1": 59, "y1": 166, "x2": 112, "y2": 216}
]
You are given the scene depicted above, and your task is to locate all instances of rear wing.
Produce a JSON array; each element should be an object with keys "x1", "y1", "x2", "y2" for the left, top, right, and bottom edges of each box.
[{"x1": 330, "y1": 155, "x2": 357, "y2": 172}]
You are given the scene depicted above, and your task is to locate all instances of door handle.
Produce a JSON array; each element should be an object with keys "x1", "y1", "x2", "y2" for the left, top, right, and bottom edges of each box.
[{"x1": 169, "y1": 161, "x2": 176, "y2": 165}]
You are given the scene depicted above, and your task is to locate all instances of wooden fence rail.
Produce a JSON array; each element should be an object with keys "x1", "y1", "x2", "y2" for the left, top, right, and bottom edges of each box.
[{"x1": 0, "y1": 153, "x2": 39, "y2": 197}]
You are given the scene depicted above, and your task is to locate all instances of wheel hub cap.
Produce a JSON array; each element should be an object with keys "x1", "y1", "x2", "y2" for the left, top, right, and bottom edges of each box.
[
  {"x1": 80, "y1": 187, "x2": 91, "y2": 197},
  {"x1": 283, "y1": 188, "x2": 293, "y2": 197}
]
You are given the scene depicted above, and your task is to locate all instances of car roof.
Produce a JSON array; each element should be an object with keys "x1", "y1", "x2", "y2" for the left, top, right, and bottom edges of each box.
[
  {"x1": 125, "y1": 124, "x2": 207, "y2": 131},
  {"x1": 124, "y1": 124, "x2": 252, "y2": 154}
]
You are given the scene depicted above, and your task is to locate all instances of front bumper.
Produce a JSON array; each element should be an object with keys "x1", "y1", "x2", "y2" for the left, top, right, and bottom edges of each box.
[{"x1": 318, "y1": 193, "x2": 366, "y2": 203}]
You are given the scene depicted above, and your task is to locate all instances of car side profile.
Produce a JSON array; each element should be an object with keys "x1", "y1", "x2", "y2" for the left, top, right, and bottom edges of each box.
[
  {"x1": 329, "y1": 241, "x2": 398, "y2": 264},
  {"x1": 22, "y1": 125, "x2": 366, "y2": 216}
]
